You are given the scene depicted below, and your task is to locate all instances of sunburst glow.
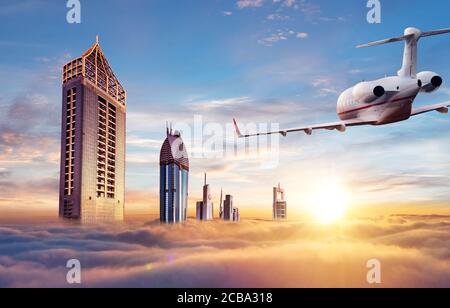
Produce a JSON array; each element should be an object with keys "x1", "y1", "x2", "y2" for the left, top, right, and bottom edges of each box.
[{"x1": 309, "y1": 180, "x2": 348, "y2": 224}]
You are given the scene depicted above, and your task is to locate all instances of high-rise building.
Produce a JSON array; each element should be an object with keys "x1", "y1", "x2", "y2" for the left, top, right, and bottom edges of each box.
[
  {"x1": 160, "y1": 128, "x2": 189, "y2": 224},
  {"x1": 273, "y1": 183, "x2": 287, "y2": 220},
  {"x1": 59, "y1": 37, "x2": 126, "y2": 224},
  {"x1": 196, "y1": 201, "x2": 204, "y2": 220},
  {"x1": 223, "y1": 195, "x2": 234, "y2": 221},
  {"x1": 197, "y1": 174, "x2": 213, "y2": 221},
  {"x1": 220, "y1": 193, "x2": 240, "y2": 222}
]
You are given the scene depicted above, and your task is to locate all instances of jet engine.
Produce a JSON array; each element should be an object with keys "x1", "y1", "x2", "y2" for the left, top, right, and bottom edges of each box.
[
  {"x1": 353, "y1": 82, "x2": 386, "y2": 103},
  {"x1": 417, "y1": 71, "x2": 443, "y2": 93}
]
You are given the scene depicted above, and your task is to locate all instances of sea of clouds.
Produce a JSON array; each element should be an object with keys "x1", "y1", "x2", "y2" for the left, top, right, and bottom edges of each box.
[{"x1": 1, "y1": 215, "x2": 450, "y2": 288}]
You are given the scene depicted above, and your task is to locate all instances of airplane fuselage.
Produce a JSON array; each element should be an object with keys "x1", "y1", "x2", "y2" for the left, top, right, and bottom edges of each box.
[{"x1": 337, "y1": 76, "x2": 422, "y2": 125}]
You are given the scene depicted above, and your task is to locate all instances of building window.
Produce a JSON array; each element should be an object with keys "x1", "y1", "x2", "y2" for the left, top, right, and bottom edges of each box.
[
  {"x1": 64, "y1": 88, "x2": 77, "y2": 196},
  {"x1": 96, "y1": 96, "x2": 117, "y2": 199}
]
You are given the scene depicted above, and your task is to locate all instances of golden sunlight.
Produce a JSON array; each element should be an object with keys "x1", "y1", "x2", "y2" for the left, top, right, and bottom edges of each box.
[{"x1": 309, "y1": 180, "x2": 348, "y2": 224}]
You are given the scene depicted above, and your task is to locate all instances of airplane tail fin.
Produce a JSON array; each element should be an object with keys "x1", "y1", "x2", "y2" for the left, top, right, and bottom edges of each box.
[{"x1": 357, "y1": 27, "x2": 450, "y2": 78}]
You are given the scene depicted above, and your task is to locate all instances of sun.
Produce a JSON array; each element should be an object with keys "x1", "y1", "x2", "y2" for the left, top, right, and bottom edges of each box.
[{"x1": 309, "y1": 180, "x2": 348, "y2": 224}]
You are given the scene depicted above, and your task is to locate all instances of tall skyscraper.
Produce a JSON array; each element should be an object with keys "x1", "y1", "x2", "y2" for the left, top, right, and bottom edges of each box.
[
  {"x1": 273, "y1": 183, "x2": 287, "y2": 220},
  {"x1": 196, "y1": 201, "x2": 204, "y2": 221},
  {"x1": 160, "y1": 127, "x2": 189, "y2": 223},
  {"x1": 219, "y1": 193, "x2": 240, "y2": 222},
  {"x1": 223, "y1": 195, "x2": 234, "y2": 221},
  {"x1": 59, "y1": 37, "x2": 126, "y2": 224},
  {"x1": 196, "y1": 174, "x2": 213, "y2": 221}
]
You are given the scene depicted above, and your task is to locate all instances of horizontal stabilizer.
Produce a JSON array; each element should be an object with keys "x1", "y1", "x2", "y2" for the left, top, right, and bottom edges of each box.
[
  {"x1": 357, "y1": 27, "x2": 450, "y2": 48},
  {"x1": 421, "y1": 28, "x2": 450, "y2": 37},
  {"x1": 357, "y1": 34, "x2": 414, "y2": 48},
  {"x1": 357, "y1": 27, "x2": 450, "y2": 77}
]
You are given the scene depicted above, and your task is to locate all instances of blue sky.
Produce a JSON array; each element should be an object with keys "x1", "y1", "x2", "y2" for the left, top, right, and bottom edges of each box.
[{"x1": 1, "y1": 0, "x2": 450, "y2": 218}]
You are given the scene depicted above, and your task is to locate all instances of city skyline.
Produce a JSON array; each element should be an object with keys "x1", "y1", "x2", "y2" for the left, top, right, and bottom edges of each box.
[{"x1": 1, "y1": 0, "x2": 450, "y2": 289}]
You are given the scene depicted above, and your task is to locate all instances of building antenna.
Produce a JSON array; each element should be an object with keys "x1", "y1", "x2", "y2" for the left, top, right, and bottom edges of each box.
[
  {"x1": 204, "y1": 173, "x2": 207, "y2": 186},
  {"x1": 96, "y1": 34, "x2": 99, "y2": 44}
]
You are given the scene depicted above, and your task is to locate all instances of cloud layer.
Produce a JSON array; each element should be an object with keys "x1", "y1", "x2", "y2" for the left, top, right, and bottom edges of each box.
[{"x1": 1, "y1": 215, "x2": 450, "y2": 288}]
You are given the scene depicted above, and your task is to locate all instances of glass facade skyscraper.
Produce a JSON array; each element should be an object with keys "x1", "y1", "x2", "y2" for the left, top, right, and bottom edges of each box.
[
  {"x1": 59, "y1": 37, "x2": 126, "y2": 224},
  {"x1": 160, "y1": 129, "x2": 189, "y2": 223}
]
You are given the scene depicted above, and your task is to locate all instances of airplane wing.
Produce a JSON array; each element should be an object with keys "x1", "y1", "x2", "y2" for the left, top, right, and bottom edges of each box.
[
  {"x1": 233, "y1": 118, "x2": 376, "y2": 138},
  {"x1": 411, "y1": 102, "x2": 450, "y2": 117}
]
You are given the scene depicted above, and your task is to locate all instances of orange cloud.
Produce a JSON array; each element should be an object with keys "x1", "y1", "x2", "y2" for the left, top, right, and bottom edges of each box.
[{"x1": 1, "y1": 215, "x2": 450, "y2": 287}]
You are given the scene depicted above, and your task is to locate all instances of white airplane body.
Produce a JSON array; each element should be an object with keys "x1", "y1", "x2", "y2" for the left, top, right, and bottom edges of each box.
[{"x1": 234, "y1": 27, "x2": 450, "y2": 138}]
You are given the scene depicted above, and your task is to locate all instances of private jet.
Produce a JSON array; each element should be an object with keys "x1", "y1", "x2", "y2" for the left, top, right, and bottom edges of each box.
[{"x1": 234, "y1": 27, "x2": 450, "y2": 138}]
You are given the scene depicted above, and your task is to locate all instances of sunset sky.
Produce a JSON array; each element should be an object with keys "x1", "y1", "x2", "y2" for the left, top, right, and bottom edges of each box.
[
  {"x1": 1, "y1": 0, "x2": 450, "y2": 220},
  {"x1": 3, "y1": 0, "x2": 450, "y2": 289}
]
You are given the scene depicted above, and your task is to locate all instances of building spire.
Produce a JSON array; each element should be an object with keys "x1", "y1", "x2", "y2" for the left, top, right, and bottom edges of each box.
[
  {"x1": 204, "y1": 173, "x2": 207, "y2": 186},
  {"x1": 96, "y1": 34, "x2": 99, "y2": 44}
]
